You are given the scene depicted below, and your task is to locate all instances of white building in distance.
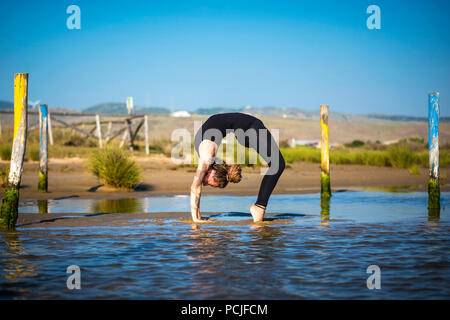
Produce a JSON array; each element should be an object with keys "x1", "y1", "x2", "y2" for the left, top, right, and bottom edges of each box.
[{"x1": 171, "y1": 110, "x2": 191, "y2": 118}]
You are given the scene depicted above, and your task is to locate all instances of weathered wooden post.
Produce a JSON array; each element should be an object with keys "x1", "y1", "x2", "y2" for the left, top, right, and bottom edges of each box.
[
  {"x1": 126, "y1": 118, "x2": 134, "y2": 151},
  {"x1": 38, "y1": 200, "x2": 48, "y2": 214},
  {"x1": 106, "y1": 121, "x2": 112, "y2": 136},
  {"x1": 48, "y1": 111, "x2": 54, "y2": 145},
  {"x1": 119, "y1": 130, "x2": 128, "y2": 148},
  {"x1": 96, "y1": 114, "x2": 103, "y2": 148},
  {"x1": 320, "y1": 105, "x2": 331, "y2": 198},
  {"x1": 320, "y1": 195, "x2": 330, "y2": 225},
  {"x1": 144, "y1": 115, "x2": 149, "y2": 155},
  {"x1": 0, "y1": 73, "x2": 28, "y2": 230},
  {"x1": 38, "y1": 104, "x2": 49, "y2": 192},
  {"x1": 428, "y1": 92, "x2": 440, "y2": 219}
]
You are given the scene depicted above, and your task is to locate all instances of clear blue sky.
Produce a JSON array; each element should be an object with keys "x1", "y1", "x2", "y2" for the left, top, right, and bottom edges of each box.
[{"x1": 0, "y1": 0, "x2": 448, "y2": 116}]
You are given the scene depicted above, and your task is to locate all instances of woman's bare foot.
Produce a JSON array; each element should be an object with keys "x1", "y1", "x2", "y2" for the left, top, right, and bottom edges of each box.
[
  {"x1": 192, "y1": 216, "x2": 214, "y2": 223},
  {"x1": 250, "y1": 204, "x2": 265, "y2": 222}
]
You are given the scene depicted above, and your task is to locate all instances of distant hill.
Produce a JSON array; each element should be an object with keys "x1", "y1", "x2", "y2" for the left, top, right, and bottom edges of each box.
[
  {"x1": 367, "y1": 114, "x2": 427, "y2": 122},
  {"x1": 84, "y1": 103, "x2": 450, "y2": 123},
  {"x1": 2, "y1": 100, "x2": 448, "y2": 123},
  {"x1": 0, "y1": 100, "x2": 14, "y2": 110},
  {"x1": 367, "y1": 113, "x2": 450, "y2": 123},
  {"x1": 84, "y1": 103, "x2": 170, "y2": 115},
  {"x1": 194, "y1": 106, "x2": 450, "y2": 123},
  {"x1": 194, "y1": 107, "x2": 241, "y2": 115},
  {"x1": 0, "y1": 100, "x2": 81, "y2": 114}
]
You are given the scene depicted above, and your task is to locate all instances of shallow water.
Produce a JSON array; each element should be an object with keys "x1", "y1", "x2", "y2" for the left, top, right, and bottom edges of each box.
[{"x1": 1, "y1": 191, "x2": 449, "y2": 299}]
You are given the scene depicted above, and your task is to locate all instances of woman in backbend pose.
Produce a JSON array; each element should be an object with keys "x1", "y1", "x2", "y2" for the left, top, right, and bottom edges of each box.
[{"x1": 191, "y1": 112, "x2": 285, "y2": 223}]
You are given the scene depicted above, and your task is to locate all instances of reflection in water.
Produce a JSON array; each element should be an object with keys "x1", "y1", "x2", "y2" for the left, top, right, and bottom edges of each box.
[
  {"x1": 1, "y1": 232, "x2": 38, "y2": 282},
  {"x1": 362, "y1": 185, "x2": 424, "y2": 193},
  {"x1": 428, "y1": 207, "x2": 440, "y2": 222},
  {"x1": 186, "y1": 223, "x2": 284, "y2": 298},
  {"x1": 90, "y1": 198, "x2": 143, "y2": 213},
  {"x1": 7, "y1": 192, "x2": 450, "y2": 299},
  {"x1": 320, "y1": 195, "x2": 330, "y2": 225},
  {"x1": 38, "y1": 200, "x2": 48, "y2": 214}
]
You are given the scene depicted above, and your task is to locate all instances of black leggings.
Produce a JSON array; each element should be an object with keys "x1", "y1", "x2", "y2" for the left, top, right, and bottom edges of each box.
[{"x1": 235, "y1": 119, "x2": 285, "y2": 207}]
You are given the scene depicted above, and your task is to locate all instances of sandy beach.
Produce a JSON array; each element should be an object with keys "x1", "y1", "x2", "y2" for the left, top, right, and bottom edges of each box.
[{"x1": 1, "y1": 156, "x2": 448, "y2": 201}]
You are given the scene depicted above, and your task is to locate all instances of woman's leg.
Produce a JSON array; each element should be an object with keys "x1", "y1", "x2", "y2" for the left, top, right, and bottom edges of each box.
[
  {"x1": 242, "y1": 120, "x2": 285, "y2": 207},
  {"x1": 255, "y1": 150, "x2": 285, "y2": 207}
]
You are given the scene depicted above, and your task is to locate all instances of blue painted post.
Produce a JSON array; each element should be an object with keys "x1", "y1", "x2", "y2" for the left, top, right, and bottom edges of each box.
[
  {"x1": 428, "y1": 92, "x2": 440, "y2": 218},
  {"x1": 38, "y1": 104, "x2": 48, "y2": 192}
]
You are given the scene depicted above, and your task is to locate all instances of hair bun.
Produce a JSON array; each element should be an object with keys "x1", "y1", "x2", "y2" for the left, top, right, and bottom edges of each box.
[{"x1": 227, "y1": 164, "x2": 242, "y2": 183}]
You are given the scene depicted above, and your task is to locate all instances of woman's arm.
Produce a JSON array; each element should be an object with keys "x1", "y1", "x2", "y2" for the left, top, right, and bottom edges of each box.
[
  {"x1": 190, "y1": 160, "x2": 209, "y2": 222},
  {"x1": 190, "y1": 140, "x2": 216, "y2": 222}
]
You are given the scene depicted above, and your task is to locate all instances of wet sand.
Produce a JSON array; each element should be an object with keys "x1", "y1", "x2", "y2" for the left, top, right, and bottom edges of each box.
[{"x1": 1, "y1": 157, "x2": 449, "y2": 200}]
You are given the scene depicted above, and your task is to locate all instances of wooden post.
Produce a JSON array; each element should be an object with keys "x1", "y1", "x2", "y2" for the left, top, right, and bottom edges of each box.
[
  {"x1": 48, "y1": 111, "x2": 54, "y2": 145},
  {"x1": 38, "y1": 200, "x2": 48, "y2": 214},
  {"x1": 38, "y1": 104, "x2": 49, "y2": 192},
  {"x1": 52, "y1": 117, "x2": 97, "y2": 139},
  {"x1": 428, "y1": 92, "x2": 440, "y2": 219},
  {"x1": 126, "y1": 118, "x2": 134, "y2": 151},
  {"x1": 320, "y1": 195, "x2": 330, "y2": 225},
  {"x1": 144, "y1": 115, "x2": 149, "y2": 155},
  {"x1": 106, "y1": 121, "x2": 112, "y2": 136},
  {"x1": 120, "y1": 130, "x2": 128, "y2": 148},
  {"x1": 0, "y1": 73, "x2": 28, "y2": 230},
  {"x1": 131, "y1": 119, "x2": 144, "y2": 143},
  {"x1": 320, "y1": 105, "x2": 331, "y2": 198},
  {"x1": 96, "y1": 114, "x2": 103, "y2": 148}
]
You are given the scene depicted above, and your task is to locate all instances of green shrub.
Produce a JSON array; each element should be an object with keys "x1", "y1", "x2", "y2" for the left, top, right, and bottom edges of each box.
[
  {"x1": 89, "y1": 147, "x2": 141, "y2": 189},
  {"x1": 408, "y1": 137, "x2": 424, "y2": 143},
  {"x1": 409, "y1": 164, "x2": 420, "y2": 175},
  {"x1": 281, "y1": 146, "x2": 321, "y2": 164},
  {"x1": 0, "y1": 145, "x2": 11, "y2": 161},
  {"x1": 0, "y1": 166, "x2": 9, "y2": 187},
  {"x1": 440, "y1": 150, "x2": 450, "y2": 167},
  {"x1": 275, "y1": 144, "x2": 447, "y2": 170},
  {"x1": 278, "y1": 139, "x2": 291, "y2": 148},
  {"x1": 388, "y1": 146, "x2": 416, "y2": 169},
  {"x1": 64, "y1": 134, "x2": 96, "y2": 147},
  {"x1": 28, "y1": 146, "x2": 40, "y2": 161},
  {"x1": 222, "y1": 143, "x2": 264, "y2": 167},
  {"x1": 344, "y1": 140, "x2": 365, "y2": 148},
  {"x1": 417, "y1": 151, "x2": 429, "y2": 168},
  {"x1": 415, "y1": 150, "x2": 449, "y2": 168}
]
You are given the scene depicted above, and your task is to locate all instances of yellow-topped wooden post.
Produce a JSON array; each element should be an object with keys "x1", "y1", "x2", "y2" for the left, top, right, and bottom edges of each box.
[
  {"x1": 1, "y1": 73, "x2": 29, "y2": 230},
  {"x1": 320, "y1": 104, "x2": 331, "y2": 198}
]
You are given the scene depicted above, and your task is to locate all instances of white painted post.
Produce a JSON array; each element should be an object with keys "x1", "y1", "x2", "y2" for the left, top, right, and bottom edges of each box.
[
  {"x1": 106, "y1": 121, "x2": 112, "y2": 136},
  {"x1": 144, "y1": 115, "x2": 149, "y2": 155},
  {"x1": 120, "y1": 130, "x2": 128, "y2": 148},
  {"x1": 38, "y1": 104, "x2": 48, "y2": 193},
  {"x1": 48, "y1": 111, "x2": 54, "y2": 145},
  {"x1": 96, "y1": 114, "x2": 103, "y2": 148}
]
